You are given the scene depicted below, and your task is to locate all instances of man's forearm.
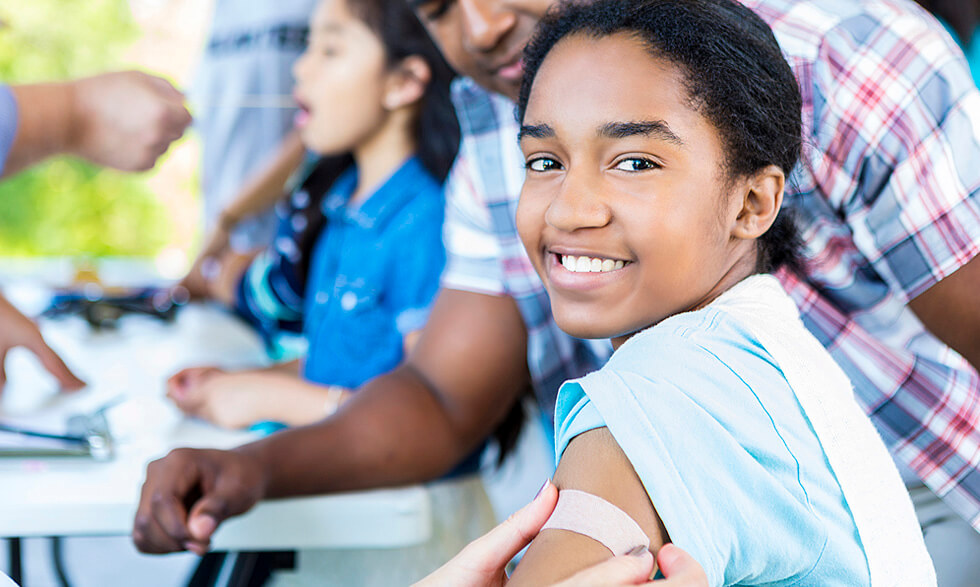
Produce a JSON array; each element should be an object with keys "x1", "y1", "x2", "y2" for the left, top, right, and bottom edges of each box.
[
  {"x1": 236, "y1": 364, "x2": 505, "y2": 497},
  {"x1": 3, "y1": 83, "x2": 73, "y2": 178}
]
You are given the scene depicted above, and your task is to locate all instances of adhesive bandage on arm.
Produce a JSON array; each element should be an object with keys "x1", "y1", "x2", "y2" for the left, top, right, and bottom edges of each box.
[{"x1": 540, "y1": 489, "x2": 651, "y2": 556}]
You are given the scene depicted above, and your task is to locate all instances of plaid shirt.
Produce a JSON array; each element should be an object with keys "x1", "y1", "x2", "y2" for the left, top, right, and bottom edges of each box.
[{"x1": 441, "y1": 0, "x2": 980, "y2": 529}]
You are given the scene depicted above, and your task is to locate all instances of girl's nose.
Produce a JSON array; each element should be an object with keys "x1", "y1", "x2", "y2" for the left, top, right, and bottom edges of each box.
[
  {"x1": 459, "y1": 0, "x2": 517, "y2": 54},
  {"x1": 544, "y1": 173, "x2": 612, "y2": 232},
  {"x1": 292, "y1": 52, "x2": 308, "y2": 82}
]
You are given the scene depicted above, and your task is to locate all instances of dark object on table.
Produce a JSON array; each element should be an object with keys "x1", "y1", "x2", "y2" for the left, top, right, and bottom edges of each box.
[{"x1": 41, "y1": 285, "x2": 190, "y2": 330}]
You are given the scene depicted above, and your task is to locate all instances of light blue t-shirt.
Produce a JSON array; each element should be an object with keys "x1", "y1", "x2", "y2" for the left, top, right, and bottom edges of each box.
[
  {"x1": 555, "y1": 297, "x2": 870, "y2": 585},
  {"x1": 0, "y1": 84, "x2": 18, "y2": 176}
]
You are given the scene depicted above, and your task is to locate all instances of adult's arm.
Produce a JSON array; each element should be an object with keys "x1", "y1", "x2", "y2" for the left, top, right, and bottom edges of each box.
[
  {"x1": 2, "y1": 70, "x2": 191, "y2": 178},
  {"x1": 908, "y1": 254, "x2": 980, "y2": 370},
  {"x1": 133, "y1": 288, "x2": 531, "y2": 554}
]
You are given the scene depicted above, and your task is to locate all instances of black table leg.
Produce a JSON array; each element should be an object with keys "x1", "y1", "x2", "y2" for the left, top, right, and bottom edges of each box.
[{"x1": 8, "y1": 538, "x2": 22, "y2": 585}]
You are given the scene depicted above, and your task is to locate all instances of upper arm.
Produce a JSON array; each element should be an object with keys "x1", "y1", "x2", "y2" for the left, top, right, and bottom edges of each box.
[
  {"x1": 405, "y1": 287, "x2": 531, "y2": 451},
  {"x1": 908, "y1": 253, "x2": 980, "y2": 370},
  {"x1": 508, "y1": 427, "x2": 667, "y2": 585}
]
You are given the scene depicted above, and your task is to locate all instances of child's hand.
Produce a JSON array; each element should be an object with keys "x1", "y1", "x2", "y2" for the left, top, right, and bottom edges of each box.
[
  {"x1": 167, "y1": 366, "x2": 224, "y2": 399},
  {"x1": 166, "y1": 366, "x2": 225, "y2": 413},
  {"x1": 167, "y1": 369, "x2": 277, "y2": 430}
]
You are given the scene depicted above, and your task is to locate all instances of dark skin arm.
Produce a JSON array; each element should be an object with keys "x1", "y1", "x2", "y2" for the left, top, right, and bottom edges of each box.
[
  {"x1": 133, "y1": 289, "x2": 530, "y2": 554},
  {"x1": 507, "y1": 427, "x2": 669, "y2": 585},
  {"x1": 908, "y1": 255, "x2": 980, "y2": 370}
]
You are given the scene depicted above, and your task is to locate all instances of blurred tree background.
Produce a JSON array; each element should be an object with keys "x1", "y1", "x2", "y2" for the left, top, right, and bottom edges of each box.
[{"x1": 0, "y1": 0, "x2": 202, "y2": 261}]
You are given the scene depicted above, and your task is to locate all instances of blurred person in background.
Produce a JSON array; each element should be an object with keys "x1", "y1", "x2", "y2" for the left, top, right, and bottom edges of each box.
[{"x1": 179, "y1": 0, "x2": 316, "y2": 300}]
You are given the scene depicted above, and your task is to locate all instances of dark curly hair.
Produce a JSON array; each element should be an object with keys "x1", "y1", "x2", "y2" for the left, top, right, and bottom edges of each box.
[{"x1": 517, "y1": 0, "x2": 805, "y2": 274}]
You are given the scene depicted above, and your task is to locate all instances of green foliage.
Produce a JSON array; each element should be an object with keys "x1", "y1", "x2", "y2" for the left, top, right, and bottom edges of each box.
[{"x1": 0, "y1": 0, "x2": 172, "y2": 257}]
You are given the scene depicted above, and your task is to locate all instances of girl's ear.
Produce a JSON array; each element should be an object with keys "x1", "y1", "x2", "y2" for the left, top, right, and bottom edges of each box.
[
  {"x1": 383, "y1": 55, "x2": 431, "y2": 111},
  {"x1": 732, "y1": 164, "x2": 784, "y2": 240}
]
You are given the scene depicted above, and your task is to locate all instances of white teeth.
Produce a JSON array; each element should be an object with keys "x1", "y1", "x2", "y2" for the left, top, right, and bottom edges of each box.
[{"x1": 559, "y1": 254, "x2": 627, "y2": 273}]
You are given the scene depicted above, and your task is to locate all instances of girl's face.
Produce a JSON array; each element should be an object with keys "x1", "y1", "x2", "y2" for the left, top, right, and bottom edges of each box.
[
  {"x1": 292, "y1": 0, "x2": 391, "y2": 154},
  {"x1": 517, "y1": 33, "x2": 757, "y2": 348}
]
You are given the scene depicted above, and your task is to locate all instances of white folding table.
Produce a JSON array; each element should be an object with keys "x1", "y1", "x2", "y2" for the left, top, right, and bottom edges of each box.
[{"x1": 0, "y1": 297, "x2": 433, "y2": 583}]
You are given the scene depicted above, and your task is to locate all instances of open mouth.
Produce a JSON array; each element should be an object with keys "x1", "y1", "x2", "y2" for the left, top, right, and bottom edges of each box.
[
  {"x1": 294, "y1": 98, "x2": 311, "y2": 127},
  {"x1": 556, "y1": 253, "x2": 630, "y2": 273},
  {"x1": 495, "y1": 58, "x2": 524, "y2": 82}
]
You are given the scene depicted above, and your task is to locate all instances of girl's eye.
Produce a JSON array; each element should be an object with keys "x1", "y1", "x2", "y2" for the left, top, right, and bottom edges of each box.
[
  {"x1": 526, "y1": 157, "x2": 562, "y2": 172},
  {"x1": 614, "y1": 157, "x2": 659, "y2": 172}
]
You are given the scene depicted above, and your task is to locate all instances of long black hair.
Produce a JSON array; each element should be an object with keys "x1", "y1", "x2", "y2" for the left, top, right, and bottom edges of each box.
[{"x1": 517, "y1": 0, "x2": 805, "y2": 274}]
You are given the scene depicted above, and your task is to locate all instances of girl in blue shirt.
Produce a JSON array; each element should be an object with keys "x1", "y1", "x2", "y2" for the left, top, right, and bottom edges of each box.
[
  {"x1": 505, "y1": 0, "x2": 933, "y2": 584},
  {"x1": 166, "y1": 0, "x2": 459, "y2": 430}
]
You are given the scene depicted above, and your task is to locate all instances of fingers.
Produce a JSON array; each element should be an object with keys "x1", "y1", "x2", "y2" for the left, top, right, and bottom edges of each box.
[
  {"x1": 71, "y1": 70, "x2": 191, "y2": 171},
  {"x1": 28, "y1": 336, "x2": 85, "y2": 391},
  {"x1": 133, "y1": 450, "x2": 201, "y2": 553},
  {"x1": 185, "y1": 498, "x2": 225, "y2": 555},
  {"x1": 144, "y1": 72, "x2": 185, "y2": 101},
  {"x1": 654, "y1": 544, "x2": 708, "y2": 586},
  {"x1": 553, "y1": 548, "x2": 655, "y2": 587},
  {"x1": 142, "y1": 72, "x2": 193, "y2": 137},
  {"x1": 183, "y1": 453, "x2": 264, "y2": 553},
  {"x1": 455, "y1": 479, "x2": 559, "y2": 574}
]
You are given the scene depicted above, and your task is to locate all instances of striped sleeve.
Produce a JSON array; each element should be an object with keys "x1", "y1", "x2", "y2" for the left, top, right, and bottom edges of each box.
[{"x1": 0, "y1": 85, "x2": 18, "y2": 176}]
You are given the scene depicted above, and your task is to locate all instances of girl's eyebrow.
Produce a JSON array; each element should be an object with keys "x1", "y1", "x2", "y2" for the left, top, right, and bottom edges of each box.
[
  {"x1": 599, "y1": 121, "x2": 684, "y2": 145},
  {"x1": 518, "y1": 121, "x2": 684, "y2": 146},
  {"x1": 518, "y1": 123, "x2": 555, "y2": 141}
]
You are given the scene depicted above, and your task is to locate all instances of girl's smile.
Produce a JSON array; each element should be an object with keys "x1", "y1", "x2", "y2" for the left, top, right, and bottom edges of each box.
[{"x1": 545, "y1": 249, "x2": 632, "y2": 292}]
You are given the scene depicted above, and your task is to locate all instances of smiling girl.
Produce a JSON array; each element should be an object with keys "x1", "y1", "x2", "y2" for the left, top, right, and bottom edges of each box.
[{"x1": 508, "y1": 0, "x2": 935, "y2": 584}]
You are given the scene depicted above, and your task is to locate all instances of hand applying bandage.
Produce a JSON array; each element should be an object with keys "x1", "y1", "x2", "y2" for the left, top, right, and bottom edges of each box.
[{"x1": 416, "y1": 482, "x2": 707, "y2": 586}]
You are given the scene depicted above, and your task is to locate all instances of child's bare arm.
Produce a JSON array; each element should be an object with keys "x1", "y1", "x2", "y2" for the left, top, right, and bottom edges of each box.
[{"x1": 507, "y1": 426, "x2": 669, "y2": 585}]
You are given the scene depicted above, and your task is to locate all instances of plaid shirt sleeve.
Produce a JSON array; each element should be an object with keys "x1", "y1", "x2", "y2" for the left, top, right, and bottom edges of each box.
[
  {"x1": 808, "y1": 8, "x2": 980, "y2": 300},
  {"x1": 440, "y1": 148, "x2": 508, "y2": 296},
  {"x1": 0, "y1": 85, "x2": 18, "y2": 176}
]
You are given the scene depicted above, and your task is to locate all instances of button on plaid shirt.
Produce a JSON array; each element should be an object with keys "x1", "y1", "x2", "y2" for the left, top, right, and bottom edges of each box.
[{"x1": 441, "y1": 0, "x2": 980, "y2": 529}]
